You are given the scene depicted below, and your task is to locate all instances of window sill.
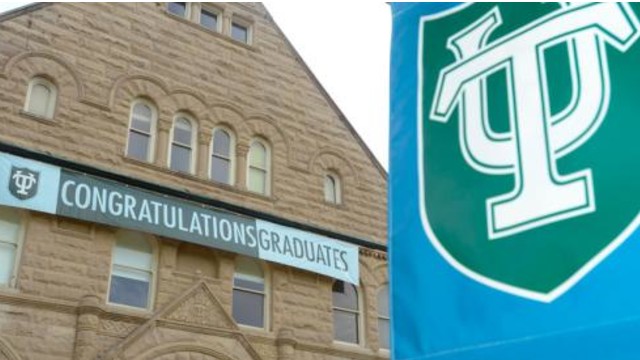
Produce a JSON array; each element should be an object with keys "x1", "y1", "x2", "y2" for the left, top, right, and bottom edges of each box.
[
  {"x1": 19, "y1": 110, "x2": 55, "y2": 125},
  {"x1": 105, "y1": 301, "x2": 153, "y2": 317},
  {"x1": 164, "y1": 10, "x2": 257, "y2": 52},
  {"x1": 238, "y1": 323, "x2": 271, "y2": 335}
]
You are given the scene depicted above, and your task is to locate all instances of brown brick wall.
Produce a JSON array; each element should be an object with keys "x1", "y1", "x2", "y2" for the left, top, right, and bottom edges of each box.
[{"x1": 0, "y1": 3, "x2": 388, "y2": 360}]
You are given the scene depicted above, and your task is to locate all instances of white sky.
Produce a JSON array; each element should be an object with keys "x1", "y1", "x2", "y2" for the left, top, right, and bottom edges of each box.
[{"x1": 0, "y1": 2, "x2": 391, "y2": 169}]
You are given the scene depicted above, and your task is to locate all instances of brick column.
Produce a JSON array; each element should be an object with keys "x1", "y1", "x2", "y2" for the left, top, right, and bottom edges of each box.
[
  {"x1": 236, "y1": 144, "x2": 249, "y2": 190},
  {"x1": 197, "y1": 131, "x2": 210, "y2": 179},
  {"x1": 277, "y1": 328, "x2": 297, "y2": 360},
  {"x1": 156, "y1": 120, "x2": 171, "y2": 168},
  {"x1": 73, "y1": 295, "x2": 101, "y2": 360}
]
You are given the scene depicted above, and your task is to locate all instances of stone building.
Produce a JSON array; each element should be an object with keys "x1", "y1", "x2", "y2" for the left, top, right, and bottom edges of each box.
[{"x1": 0, "y1": 3, "x2": 388, "y2": 360}]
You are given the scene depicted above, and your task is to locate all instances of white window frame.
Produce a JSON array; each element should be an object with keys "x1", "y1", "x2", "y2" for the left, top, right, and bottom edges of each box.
[
  {"x1": 246, "y1": 139, "x2": 271, "y2": 195},
  {"x1": 125, "y1": 99, "x2": 157, "y2": 163},
  {"x1": 332, "y1": 281, "x2": 365, "y2": 346},
  {"x1": 324, "y1": 172, "x2": 342, "y2": 204},
  {"x1": 230, "y1": 16, "x2": 253, "y2": 45},
  {"x1": 197, "y1": 4, "x2": 223, "y2": 32},
  {"x1": 24, "y1": 76, "x2": 57, "y2": 119},
  {"x1": 377, "y1": 284, "x2": 390, "y2": 351},
  {"x1": 168, "y1": 113, "x2": 197, "y2": 175},
  {"x1": 106, "y1": 231, "x2": 157, "y2": 312},
  {"x1": 209, "y1": 126, "x2": 236, "y2": 185},
  {"x1": 167, "y1": 2, "x2": 191, "y2": 19},
  {"x1": 0, "y1": 208, "x2": 25, "y2": 289},
  {"x1": 232, "y1": 256, "x2": 270, "y2": 330}
]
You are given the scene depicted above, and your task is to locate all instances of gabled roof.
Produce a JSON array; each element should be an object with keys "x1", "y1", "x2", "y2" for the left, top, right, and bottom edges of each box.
[
  {"x1": 259, "y1": 4, "x2": 388, "y2": 180},
  {"x1": 0, "y1": 2, "x2": 388, "y2": 180}
]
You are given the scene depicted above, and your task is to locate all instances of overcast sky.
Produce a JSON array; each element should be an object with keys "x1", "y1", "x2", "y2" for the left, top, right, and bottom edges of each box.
[{"x1": 0, "y1": 2, "x2": 392, "y2": 168}]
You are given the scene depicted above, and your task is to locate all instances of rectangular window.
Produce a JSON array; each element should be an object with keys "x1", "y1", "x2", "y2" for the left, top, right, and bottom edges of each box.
[
  {"x1": 0, "y1": 207, "x2": 21, "y2": 287},
  {"x1": 231, "y1": 21, "x2": 249, "y2": 44},
  {"x1": 109, "y1": 267, "x2": 151, "y2": 309},
  {"x1": 167, "y1": 2, "x2": 187, "y2": 17},
  {"x1": 109, "y1": 231, "x2": 154, "y2": 310},
  {"x1": 200, "y1": 8, "x2": 219, "y2": 31}
]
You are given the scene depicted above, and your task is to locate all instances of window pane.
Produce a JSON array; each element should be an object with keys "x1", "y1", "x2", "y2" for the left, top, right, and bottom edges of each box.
[
  {"x1": 211, "y1": 156, "x2": 230, "y2": 184},
  {"x1": 378, "y1": 318, "x2": 390, "y2": 349},
  {"x1": 232, "y1": 289, "x2": 264, "y2": 327},
  {"x1": 325, "y1": 175, "x2": 336, "y2": 203},
  {"x1": 170, "y1": 144, "x2": 192, "y2": 173},
  {"x1": 377, "y1": 285, "x2": 389, "y2": 317},
  {"x1": 114, "y1": 233, "x2": 153, "y2": 270},
  {"x1": 234, "y1": 277, "x2": 265, "y2": 292},
  {"x1": 333, "y1": 310, "x2": 358, "y2": 343},
  {"x1": 200, "y1": 9, "x2": 218, "y2": 30},
  {"x1": 213, "y1": 130, "x2": 231, "y2": 157},
  {"x1": 109, "y1": 274, "x2": 150, "y2": 308},
  {"x1": 249, "y1": 143, "x2": 266, "y2": 168},
  {"x1": 0, "y1": 207, "x2": 21, "y2": 244},
  {"x1": 232, "y1": 22, "x2": 248, "y2": 43},
  {"x1": 127, "y1": 131, "x2": 150, "y2": 161},
  {"x1": 248, "y1": 168, "x2": 266, "y2": 194},
  {"x1": 132, "y1": 104, "x2": 152, "y2": 132},
  {"x1": 333, "y1": 281, "x2": 358, "y2": 310},
  {"x1": 28, "y1": 83, "x2": 50, "y2": 116},
  {"x1": 0, "y1": 243, "x2": 16, "y2": 286},
  {"x1": 173, "y1": 118, "x2": 192, "y2": 145},
  {"x1": 168, "y1": 2, "x2": 186, "y2": 17}
]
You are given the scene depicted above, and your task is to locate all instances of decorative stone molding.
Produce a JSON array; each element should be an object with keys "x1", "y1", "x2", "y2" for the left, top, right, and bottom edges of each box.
[
  {"x1": 360, "y1": 247, "x2": 387, "y2": 261},
  {"x1": 101, "y1": 280, "x2": 264, "y2": 360},
  {"x1": 2, "y1": 51, "x2": 84, "y2": 99},
  {"x1": 309, "y1": 147, "x2": 360, "y2": 188}
]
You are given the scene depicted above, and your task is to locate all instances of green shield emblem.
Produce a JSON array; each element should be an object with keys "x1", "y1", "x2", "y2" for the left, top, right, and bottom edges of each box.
[{"x1": 420, "y1": 3, "x2": 640, "y2": 302}]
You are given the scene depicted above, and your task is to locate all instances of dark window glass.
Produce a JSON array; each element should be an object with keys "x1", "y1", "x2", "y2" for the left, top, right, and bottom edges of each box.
[
  {"x1": 333, "y1": 310, "x2": 359, "y2": 343},
  {"x1": 233, "y1": 257, "x2": 265, "y2": 327},
  {"x1": 332, "y1": 281, "x2": 358, "y2": 310},
  {"x1": 234, "y1": 277, "x2": 265, "y2": 292},
  {"x1": 211, "y1": 129, "x2": 232, "y2": 184},
  {"x1": 232, "y1": 288, "x2": 265, "y2": 328},
  {"x1": 108, "y1": 275, "x2": 150, "y2": 309},
  {"x1": 231, "y1": 22, "x2": 249, "y2": 43},
  {"x1": 127, "y1": 132, "x2": 150, "y2": 161},
  {"x1": 332, "y1": 281, "x2": 360, "y2": 343},
  {"x1": 170, "y1": 145, "x2": 191, "y2": 173},
  {"x1": 168, "y1": 2, "x2": 187, "y2": 17},
  {"x1": 200, "y1": 9, "x2": 218, "y2": 30},
  {"x1": 211, "y1": 157, "x2": 230, "y2": 184},
  {"x1": 213, "y1": 130, "x2": 231, "y2": 157}
]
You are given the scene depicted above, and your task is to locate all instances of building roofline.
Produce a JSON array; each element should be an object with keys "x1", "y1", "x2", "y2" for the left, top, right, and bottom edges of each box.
[
  {"x1": 0, "y1": 141, "x2": 387, "y2": 252},
  {"x1": 0, "y1": 2, "x2": 50, "y2": 22},
  {"x1": 261, "y1": 4, "x2": 389, "y2": 181}
]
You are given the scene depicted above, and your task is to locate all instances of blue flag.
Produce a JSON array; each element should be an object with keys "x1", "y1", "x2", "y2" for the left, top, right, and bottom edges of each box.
[{"x1": 390, "y1": 3, "x2": 640, "y2": 359}]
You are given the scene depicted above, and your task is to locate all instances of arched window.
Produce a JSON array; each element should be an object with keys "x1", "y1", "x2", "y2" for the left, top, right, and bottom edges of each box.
[
  {"x1": 0, "y1": 206, "x2": 23, "y2": 288},
  {"x1": 233, "y1": 256, "x2": 267, "y2": 328},
  {"x1": 169, "y1": 114, "x2": 196, "y2": 174},
  {"x1": 377, "y1": 285, "x2": 390, "y2": 350},
  {"x1": 24, "y1": 77, "x2": 57, "y2": 119},
  {"x1": 126, "y1": 100, "x2": 157, "y2": 163},
  {"x1": 210, "y1": 128, "x2": 235, "y2": 185},
  {"x1": 247, "y1": 139, "x2": 270, "y2": 195},
  {"x1": 332, "y1": 280, "x2": 361, "y2": 344},
  {"x1": 324, "y1": 172, "x2": 342, "y2": 204},
  {"x1": 108, "y1": 230, "x2": 155, "y2": 310}
]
